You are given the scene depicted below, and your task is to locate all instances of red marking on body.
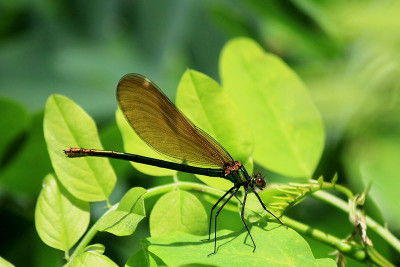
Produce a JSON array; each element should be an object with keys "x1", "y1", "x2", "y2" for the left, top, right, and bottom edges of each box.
[{"x1": 223, "y1": 161, "x2": 242, "y2": 176}]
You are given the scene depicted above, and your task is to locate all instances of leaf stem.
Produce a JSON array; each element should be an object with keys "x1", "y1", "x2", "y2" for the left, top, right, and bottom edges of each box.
[
  {"x1": 106, "y1": 198, "x2": 112, "y2": 208},
  {"x1": 64, "y1": 250, "x2": 70, "y2": 261},
  {"x1": 320, "y1": 182, "x2": 354, "y2": 199},
  {"x1": 69, "y1": 204, "x2": 117, "y2": 261},
  {"x1": 173, "y1": 173, "x2": 179, "y2": 184},
  {"x1": 145, "y1": 181, "x2": 226, "y2": 199},
  {"x1": 367, "y1": 246, "x2": 396, "y2": 267}
]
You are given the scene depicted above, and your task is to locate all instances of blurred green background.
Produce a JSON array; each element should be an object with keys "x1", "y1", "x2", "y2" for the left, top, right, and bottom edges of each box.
[{"x1": 1, "y1": 0, "x2": 399, "y2": 266}]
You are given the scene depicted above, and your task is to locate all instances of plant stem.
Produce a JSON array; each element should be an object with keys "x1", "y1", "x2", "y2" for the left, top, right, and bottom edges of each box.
[
  {"x1": 296, "y1": 180, "x2": 400, "y2": 256},
  {"x1": 69, "y1": 204, "x2": 117, "y2": 261},
  {"x1": 282, "y1": 216, "x2": 366, "y2": 260},
  {"x1": 312, "y1": 190, "x2": 400, "y2": 254},
  {"x1": 320, "y1": 182, "x2": 354, "y2": 199},
  {"x1": 283, "y1": 216, "x2": 395, "y2": 266},
  {"x1": 367, "y1": 246, "x2": 396, "y2": 267},
  {"x1": 145, "y1": 181, "x2": 226, "y2": 199},
  {"x1": 173, "y1": 173, "x2": 179, "y2": 184},
  {"x1": 64, "y1": 250, "x2": 70, "y2": 261}
]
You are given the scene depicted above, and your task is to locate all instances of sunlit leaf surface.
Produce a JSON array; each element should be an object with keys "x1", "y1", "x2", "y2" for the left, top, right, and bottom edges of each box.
[
  {"x1": 145, "y1": 224, "x2": 336, "y2": 266},
  {"x1": 35, "y1": 174, "x2": 89, "y2": 251},
  {"x1": 70, "y1": 251, "x2": 118, "y2": 267},
  {"x1": 97, "y1": 187, "x2": 146, "y2": 236},
  {"x1": 150, "y1": 190, "x2": 208, "y2": 237},
  {"x1": 220, "y1": 38, "x2": 324, "y2": 178},
  {"x1": 44, "y1": 95, "x2": 116, "y2": 201}
]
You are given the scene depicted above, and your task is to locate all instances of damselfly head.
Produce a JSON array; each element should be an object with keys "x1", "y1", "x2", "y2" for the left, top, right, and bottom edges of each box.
[{"x1": 252, "y1": 172, "x2": 266, "y2": 190}]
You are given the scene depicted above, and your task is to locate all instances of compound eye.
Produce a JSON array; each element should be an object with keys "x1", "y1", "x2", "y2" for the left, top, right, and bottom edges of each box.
[{"x1": 256, "y1": 177, "x2": 265, "y2": 188}]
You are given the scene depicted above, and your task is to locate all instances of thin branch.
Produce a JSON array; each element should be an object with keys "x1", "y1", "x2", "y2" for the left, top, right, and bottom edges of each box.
[
  {"x1": 69, "y1": 204, "x2": 117, "y2": 261},
  {"x1": 282, "y1": 216, "x2": 365, "y2": 259},
  {"x1": 312, "y1": 190, "x2": 400, "y2": 254},
  {"x1": 283, "y1": 216, "x2": 394, "y2": 266}
]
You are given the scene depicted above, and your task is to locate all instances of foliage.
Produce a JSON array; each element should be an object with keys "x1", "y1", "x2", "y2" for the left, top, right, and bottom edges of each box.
[
  {"x1": 141, "y1": 226, "x2": 335, "y2": 267},
  {"x1": 149, "y1": 190, "x2": 208, "y2": 237},
  {"x1": 97, "y1": 187, "x2": 146, "y2": 236},
  {"x1": 27, "y1": 38, "x2": 396, "y2": 266},
  {"x1": 44, "y1": 95, "x2": 116, "y2": 202},
  {"x1": 1, "y1": 1, "x2": 400, "y2": 266},
  {"x1": 35, "y1": 174, "x2": 89, "y2": 251},
  {"x1": 220, "y1": 38, "x2": 324, "y2": 178}
]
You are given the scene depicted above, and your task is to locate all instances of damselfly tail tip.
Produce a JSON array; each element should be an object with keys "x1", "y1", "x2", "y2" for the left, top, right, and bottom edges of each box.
[
  {"x1": 63, "y1": 147, "x2": 84, "y2": 158},
  {"x1": 63, "y1": 148, "x2": 72, "y2": 157}
]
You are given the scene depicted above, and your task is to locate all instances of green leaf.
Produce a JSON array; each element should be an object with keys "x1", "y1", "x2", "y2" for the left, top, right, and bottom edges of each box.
[
  {"x1": 0, "y1": 97, "x2": 28, "y2": 163},
  {"x1": 331, "y1": 173, "x2": 338, "y2": 185},
  {"x1": 116, "y1": 108, "x2": 175, "y2": 176},
  {"x1": 194, "y1": 191, "x2": 243, "y2": 233},
  {"x1": 70, "y1": 251, "x2": 118, "y2": 267},
  {"x1": 0, "y1": 256, "x2": 15, "y2": 267},
  {"x1": 69, "y1": 244, "x2": 117, "y2": 267},
  {"x1": 145, "y1": 224, "x2": 336, "y2": 266},
  {"x1": 241, "y1": 193, "x2": 270, "y2": 224},
  {"x1": 97, "y1": 187, "x2": 146, "y2": 236},
  {"x1": 317, "y1": 176, "x2": 323, "y2": 186},
  {"x1": 43, "y1": 94, "x2": 116, "y2": 202},
  {"x1": 125, "y1": 248, "x2": 160, "y2": 267},
  {"x1": 150, "y1": 190, "x2": 208, "y2": 237},
  {"x1": 35, "y1": 173, "x2": 90, "y2": 251},
  {"x1": 176, "y1": 69, "x2": 254, "y2": 190},
  {"x1": 83, "y1": 244, "x2": 105, "y2": 254},
  {"x1": 220, "y1": 38, "x2": 325, "y2": 178}
]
